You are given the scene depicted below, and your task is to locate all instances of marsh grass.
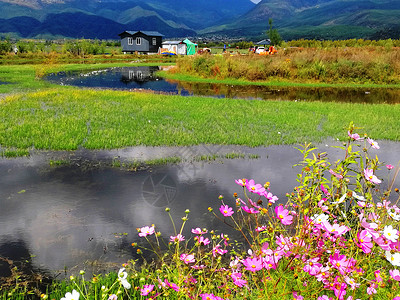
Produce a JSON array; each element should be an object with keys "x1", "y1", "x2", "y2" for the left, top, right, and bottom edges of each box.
[{"x1": 173, "y1": 47, "x2": 400, "y2": 86}]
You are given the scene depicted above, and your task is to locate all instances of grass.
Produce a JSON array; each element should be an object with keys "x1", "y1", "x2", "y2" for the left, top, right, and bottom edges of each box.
[{"x1": 1, "y1": 88, "x2": 400, "y2": 154}]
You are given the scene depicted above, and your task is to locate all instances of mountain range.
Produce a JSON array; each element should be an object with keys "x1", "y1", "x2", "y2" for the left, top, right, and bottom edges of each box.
[{"x1": 0, "y1": 0, "x2": 400, "y2": 40}]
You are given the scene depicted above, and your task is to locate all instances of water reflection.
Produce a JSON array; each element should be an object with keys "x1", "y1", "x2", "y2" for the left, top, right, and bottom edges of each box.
[
  {"x1": 0, "y1": 142, "x2": 399, "y2": 278},
  {"x1": 45, "y1": 66, "x2": 400, "y2": 103}
]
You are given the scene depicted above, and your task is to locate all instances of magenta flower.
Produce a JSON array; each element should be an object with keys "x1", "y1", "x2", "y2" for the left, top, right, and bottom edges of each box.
[
  {"x1": 245, "y1": 179, "x2": 265, "y2": 195},
  {"x1": 191, "y1": 227, "x2": 207, "y2": 235},
  {"x1": 390, "y1": 269, "x2": 400, "y2": 281},
  {"x1": 169, "y1": 234, "x2": 185, "y2": 243},
  {"x1": 386, "y1": 164, "x2": 394, "y2": 170},
  {"x1": 200, "y1": 294, "x2": 217, "y2": 300},
  {"x1": 264, "y1": 191, "x2": 278, "y2": 203},
  {"x1": 320, "y1": 184, "x2": 330, "y2": 196},
  {"x1": 329, "y1": 169, "x2": 343, "y2": 179},
  {"x1": 356, "y1": 230, "x2": 373, "y2": 253},
  {"x1": 329, "y1": 253, "x2": 353, "y2": 275},
  {"x1": 364, "y1": 168, "x2": 381, "y2": 184},
  {"x1": 140, "y1": 284, "x2": 154, "y2": 296},
  {"x1": 241, "y1": 205, "x2": 260, "y2": 214},
  {"x1": 293, "y1": 291, "x2": 304, "y2": 300},
  {"x1": 317, "y1": 296, "x2": 330, "y2": 300},
  {"x1": 219, "y1": 204, "x2": 234, "y2": 217},
  {"x1": 164, "y1": 279, "x2": 180, "y2": 292},
  {"x1": 212, "y1": 244, "x2": 227, "y2": 257},
  {"x1": 180, "y1": 253, "x2": 195, "y2": 264},
  {"x1": 196, "y1": 236, "x2": 210, "y2": 245},
  {"x1": 348, "y1": 131, "x2": 362, "y2": 141},
  {"x1": 367, "y1": 137, "x2": 380, "y2": 149},
  {"x1": 138, "y1": 226, "x2": 155, "y2": 237},
  {"x1": 231, "y1": 272, "x2": 247, "y2": 287},
  {"x1": 275, "y1": 205, "x2": 293, "y2": 225},
  {"x1": 235, "y1": 178, "x2": 247, "y2": 186},
  {"x1": 242, "y1": 257, "x2": 263, "y2": 272},
  {"x1": 303, "y1": 258, "x2": 322, "y2": 276}
]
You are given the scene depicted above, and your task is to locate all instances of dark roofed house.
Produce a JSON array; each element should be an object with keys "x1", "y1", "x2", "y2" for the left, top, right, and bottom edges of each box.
[{"x1": 118, "y1": 31, "x2": 164, "y2": 54}]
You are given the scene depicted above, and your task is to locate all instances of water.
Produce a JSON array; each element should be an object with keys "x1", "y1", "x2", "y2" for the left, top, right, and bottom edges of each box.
[
  {"x1": 1, "y1": 142, "x2": 399, "y2": 279},
  {"x1": 45, "y1": 66, "x2": 400, "y2": 103}
]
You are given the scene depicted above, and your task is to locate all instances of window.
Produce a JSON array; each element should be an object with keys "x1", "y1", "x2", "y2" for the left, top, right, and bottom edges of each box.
[
  {"x1": 136, "y1": 37, "x2": 141, "y2": 45},
  {"x1": 152, "y1": 38, "x2": 157, "y2": 45},
  {"x1": 127, "y1": 37, "x2": 133, "y2": 45}
]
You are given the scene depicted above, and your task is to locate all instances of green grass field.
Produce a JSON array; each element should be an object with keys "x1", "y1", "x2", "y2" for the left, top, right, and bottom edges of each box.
[{"x1": 1, "y1": 61, "x2": 400, "y2": 156}]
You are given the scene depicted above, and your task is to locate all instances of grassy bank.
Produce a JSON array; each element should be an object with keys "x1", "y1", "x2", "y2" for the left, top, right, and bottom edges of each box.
[
  {"x1": 1, "y1": 88, "x2": 400, "y2": 154},
  {"x1": 172, "y1": 46, "x2": 400, "y2": 86}
]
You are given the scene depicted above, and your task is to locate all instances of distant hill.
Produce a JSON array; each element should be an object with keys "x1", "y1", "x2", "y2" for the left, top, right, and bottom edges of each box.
[
  {"x1": 0, "y1": 0, "x2": 254, "y2": 38},
  {"x1": 201, "y1": 0, "x2": 400, "y2": 40},
  {"x1": 1, "y1": 0, "x2": 400, "y2": 40}
]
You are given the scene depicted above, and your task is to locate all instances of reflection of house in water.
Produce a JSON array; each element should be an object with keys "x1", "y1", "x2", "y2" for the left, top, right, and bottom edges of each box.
[{"x1": 120, "y1": 66, "x2": 161, "y2": 84}]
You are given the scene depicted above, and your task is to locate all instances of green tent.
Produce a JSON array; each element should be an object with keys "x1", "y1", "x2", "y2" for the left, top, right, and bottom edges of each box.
[{"x1": 182, "y1": 39, "x2": 197, "y2": 55}]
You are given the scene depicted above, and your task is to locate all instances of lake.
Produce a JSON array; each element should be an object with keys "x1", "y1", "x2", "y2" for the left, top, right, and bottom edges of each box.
[
  {"x1": 45, "y1": 66, "x2": 400, "y2": 103},
  {"x1": 1, "y1": 141, "x2": 399, "y2": 279}
]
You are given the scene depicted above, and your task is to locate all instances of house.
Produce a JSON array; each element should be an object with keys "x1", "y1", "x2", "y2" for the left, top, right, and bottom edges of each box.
[
  {"x1": 118, "y1": 31, "x2": 164, "y2": 54},
  {"x1": 159, "y1": 39, "x2": 197, "y2": 55}
]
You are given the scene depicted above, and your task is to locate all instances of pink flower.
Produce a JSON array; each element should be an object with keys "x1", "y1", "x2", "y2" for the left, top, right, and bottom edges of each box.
[
  {"x1": 386, "y1": 164, "x2": 394, "y2": 170},
  {"x1": 138, "y1": 226, "x2": 155, "y2": 237},
  {"x1": 321, "y1": 184, "x2": 330, "y2": 196},
  {"x1": 356, "y1": 230, "x2": 373, "y2": 253},
  {"x1": 367, "y1": 138, "x2": 380, "y2": 149},
  {"x1": 364, "y1": 168, "x2": 381, "y2": 184},
  {"x1": 231, "y1": 272, "x2": 247, "y2": 287},
  {"x1": 235, "y1": 178, "x2": 247, "y2": 186},
  {"x1": 241, "y1": 205, "x2": 259, "y2": 214},
  {"x1": 200, "y1": 294, "x2": 217, "y2": 300},
  {"x1": 293, "y1": 291, "x2": 304, "y2": 300},
  {"x1": 303, "y1": 258, "x2": 322, "y2": 275},
  {"x1": 245, "y1": 179, "x2": 265, "y2": 195},
  {"x1": 348, "y1": 131, "x2": 362, "y2": 141},
  {"x1": 329, "y1": 169, "x2": 343, "y2": 179},
  {"x1": 212, "y1": 244, "x2": 227, "y2": 257},
  {"x1": 196, "y1": 236, "x2": 210, "y2": 245},
  {"x1": 191, "y1": 227, "x2": 207, "y2": 235},
  {"x1": 242, "y1": 257, "x2": 263, "y2": 272},
  {"x1": 140, "y1": 284, "x2": 154, "y2": 296},
  {"x1": 367, "y1": 283, "x2": 377, "y2": 295},
  {"x1": 264, "y1": 191, "x2": 278, "y2": 203},
  {"x1": 329, "y1": 253, "x2": 353, "y2": 275},
  {"x1": 256, "y1": 226, "x2": 267, "y2": 232},
  {"x1": 390, "y1": 269, "x2": 400, "y2": 281},
  {"x1": 164, "y1": 279, "x2": 180, "y2": 292},
  {"x1": 180, "y1": 253, "x2": 195, "y2": 264},
  {"x1": 275, "y1": 205, "x2": 293, "y2": 225},
  {"x1": 219, "y1": 204, "x2": 234, "y2": 217},
  {"x1": 317, "y1": 296, "x2": 330, "y2": 300},
  {"x1": 170, "y1": 234, "x2": 185, "y2": 243}
]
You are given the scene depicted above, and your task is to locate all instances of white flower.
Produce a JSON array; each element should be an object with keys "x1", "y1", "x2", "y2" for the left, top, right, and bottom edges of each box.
[
  {"x1": 352, "y1": 191, "x2": 365, "y2": 201},
  {"x1": 60, "y1": 289, "x2": 80, "y2": 300},
  {"x1": 312, "y1": 213, "x2": 329, "y2": 224},
  {"x1": 385, "y1": 251, "x2": 400, "y2": 266},
  {"x1": 117, "y1": 268, "x2": 131, "y2": 289},
  {"x1": 332, "y1": 193, "x2": 346, "y2": 205},
  {"x1": 383, "y1": 225, "x2": 399, "y2": 242},
  {"x1": 388, "y1": 209, "x2": 400, "y2": 221}
]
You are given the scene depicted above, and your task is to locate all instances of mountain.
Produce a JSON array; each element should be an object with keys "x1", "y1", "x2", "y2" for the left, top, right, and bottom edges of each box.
[
  {"x1": 201, "y1": 0, "x2": 400, "y2": 40},
  {"x1": 1, "y1": 0, "x2": 400, "y2": 40},
  {"x1": 0, "y1": 0, "x2": 255, "y2": 38}
]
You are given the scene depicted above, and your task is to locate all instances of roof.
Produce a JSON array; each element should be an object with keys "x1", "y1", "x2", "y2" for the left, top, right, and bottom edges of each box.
[
  {"x1": 162, "y1": 41, "x2": 183, "y2": 45},
  {"x1": 182, "y1": 38, "x2": 197, "y2": 46},
  {"x1": 255, "y1": 39, "x2": 271, "y2": 45},
  {"x1": 118, "y1": 30, "x2": 164, "y2": 37}
]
